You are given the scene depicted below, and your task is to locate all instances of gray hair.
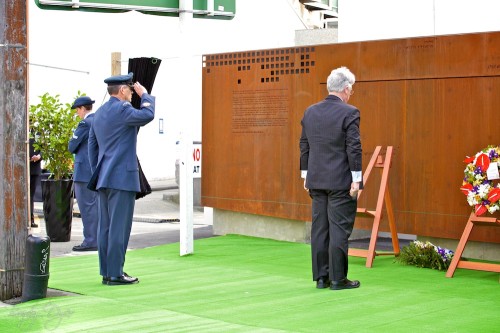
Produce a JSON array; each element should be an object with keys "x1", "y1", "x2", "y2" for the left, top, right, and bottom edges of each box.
[
  {"x1": 107, "y1": 85, "x2": 121, "y2": 95},
  {"x1": 326, "y1": 66, "x2": 355, "y2": 93}
]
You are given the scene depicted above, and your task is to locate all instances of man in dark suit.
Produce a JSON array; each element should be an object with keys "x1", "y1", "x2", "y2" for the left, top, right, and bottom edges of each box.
[
  {"x1": 69, "y1": 96, "x2": 98, "y2": 252},
  {"x1": 88, "y1": 73, "x2": 155, "y2": 285},
  {"x1": 299, "y1": 66, "x2": 362, "y2": 290}
]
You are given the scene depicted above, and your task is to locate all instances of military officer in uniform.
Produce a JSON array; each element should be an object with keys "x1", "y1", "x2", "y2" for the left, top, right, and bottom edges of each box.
[
  {"x1": 88, "y1": 72, "x2": 155, "y2": 285},
  {"x1": 69, "y1": 96, "x2": 98, "y2": 251}
]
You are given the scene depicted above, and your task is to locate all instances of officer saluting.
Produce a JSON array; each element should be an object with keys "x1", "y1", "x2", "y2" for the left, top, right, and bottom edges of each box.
[{"x1": 88, "y1": 72, "x2": 155, "y2": 285}]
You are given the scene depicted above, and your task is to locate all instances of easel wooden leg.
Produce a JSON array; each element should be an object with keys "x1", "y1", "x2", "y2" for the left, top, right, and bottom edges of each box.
[
  {"x1": 446, "y1": 213, "x2": 500, "y2": 277},
  {"x1": 446, "y1": 213, "x2": 475, "y2": 278},
  {"x1": 365, "y1": 215, "x2": 380, "y2": 268},
  {"x1": 385, "y1": 189, "x2": 400, "y2": 255}
]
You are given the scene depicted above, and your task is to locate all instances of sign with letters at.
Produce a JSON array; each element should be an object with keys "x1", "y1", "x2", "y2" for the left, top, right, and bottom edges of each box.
[{"x1": 192, "y1": 144, "x2": 201, "y2": 178}]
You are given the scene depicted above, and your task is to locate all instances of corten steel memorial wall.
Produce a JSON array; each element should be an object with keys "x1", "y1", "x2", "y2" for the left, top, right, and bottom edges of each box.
[{"x1": 202, "y1": 31, "x2": 500, "y2": 243}]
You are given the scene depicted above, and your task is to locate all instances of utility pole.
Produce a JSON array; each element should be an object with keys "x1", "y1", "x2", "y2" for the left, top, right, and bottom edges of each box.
[{"x1": 0, "y1": 1, "x2": 29, "y2": 301}]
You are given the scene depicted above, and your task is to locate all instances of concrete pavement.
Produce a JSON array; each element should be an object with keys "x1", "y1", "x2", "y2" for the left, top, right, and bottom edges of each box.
[{"x1": 31, "y1": 178, "x2": 213, "y2": 258}]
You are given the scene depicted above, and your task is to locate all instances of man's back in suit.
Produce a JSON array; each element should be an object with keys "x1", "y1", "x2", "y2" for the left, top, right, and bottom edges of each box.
[
  {"x1": 299, "y1": 66, "x2": 362, "y2": 290},
  {"x1": 300, "y1": 95, "x2": 362, "y2": 191}
]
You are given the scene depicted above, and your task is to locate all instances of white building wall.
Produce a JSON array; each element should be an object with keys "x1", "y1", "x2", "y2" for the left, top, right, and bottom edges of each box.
[
  {"x1": 28, "y1": 0, "x2": 500, "y2": 180},
  {"x1": 28, "y1": 1, "x2": 307, "y2": 180},
  {"x1": 339, "y1": 0, "x2": 500, "y2": 42}
]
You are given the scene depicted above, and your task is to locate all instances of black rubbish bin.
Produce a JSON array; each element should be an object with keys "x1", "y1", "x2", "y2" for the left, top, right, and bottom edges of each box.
[{"x1": 22, "y1": 235, "x2": 50, "y2": 302}]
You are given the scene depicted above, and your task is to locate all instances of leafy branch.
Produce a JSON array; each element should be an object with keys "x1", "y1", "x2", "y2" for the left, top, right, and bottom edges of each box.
[{"x1": 29, "y1": 93, "x2": 81, "y2": 180}]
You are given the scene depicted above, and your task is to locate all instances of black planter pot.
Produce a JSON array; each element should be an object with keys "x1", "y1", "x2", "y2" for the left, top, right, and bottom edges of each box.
[{"x1": 41, "y1": 179, "x2": 74, "y2": 242}]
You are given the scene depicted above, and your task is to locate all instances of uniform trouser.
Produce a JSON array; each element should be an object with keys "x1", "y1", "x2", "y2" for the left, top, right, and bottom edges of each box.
[
  {"x1": 30, "y1": 174, "x2": 40, "y2": 223},
  {"x1": 309, "y1": 189, "x2": 357, "y2": 282},
  {"x1": 74, "y1": 181, "x2": 98, "y2": 247},
  {"x1": 97, "y1": 188, "x2": 136, "y2": 278}
]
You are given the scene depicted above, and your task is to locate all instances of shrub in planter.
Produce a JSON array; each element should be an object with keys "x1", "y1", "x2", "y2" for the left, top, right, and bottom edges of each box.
[
  {"x1": 29, "y1": 93, "x2": 81, "y2": 241},
  {"x1": 29, "y1": 93, "x2": 80, "y2": 180}
]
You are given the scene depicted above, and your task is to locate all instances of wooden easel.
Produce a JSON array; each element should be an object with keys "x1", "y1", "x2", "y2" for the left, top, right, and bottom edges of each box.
[
  {"x1": 348, "y1": 146, "x2": 399, "y2": 268},
  {"x1": 446, "y1": 213, "x2": 500, "y2": 278}
]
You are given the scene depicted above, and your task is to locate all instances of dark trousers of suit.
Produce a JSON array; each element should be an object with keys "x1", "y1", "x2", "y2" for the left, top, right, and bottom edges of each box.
[
  {"x1": 97, "y1": 188, "x2": 135, "y2": 278},
  {"x1": 29, "y1": 174, "x2": 40, "y2": 223},
  {"x1": 309, "y1": 189, "x2": 357, "y2": 282},
  {"x1": 74, "y1": 181, "x2": 98, "y2": 247}
]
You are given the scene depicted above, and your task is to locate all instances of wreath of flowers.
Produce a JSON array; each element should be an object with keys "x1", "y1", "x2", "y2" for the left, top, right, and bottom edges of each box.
[{"x1": 460, "y1": 145, "x2": 500, "y2": 216}]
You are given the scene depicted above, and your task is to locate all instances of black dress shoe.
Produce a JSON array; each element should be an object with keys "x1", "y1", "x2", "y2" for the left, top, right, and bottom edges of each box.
[
  {"x1": 31, "y1": 222, "x2": 38, "y2": 228},
  {"x1": 330, "y1": 278, "x2": 360, "y2": 290},
  {"x1": 316, "y1": 277, "x2": 330, "y2": 289},
  {"x1": 123, "y1": 272, "x2": 136, "y2": 280},
  {"x1": 72, "y1": 244, "x2": 98, "y2": 252},
  {"x1": 107, "y1": 275, "x2": 139, "y2": 285},
  {"x1": 102, "y1": 273, "x2": 136, "y2": 285}
]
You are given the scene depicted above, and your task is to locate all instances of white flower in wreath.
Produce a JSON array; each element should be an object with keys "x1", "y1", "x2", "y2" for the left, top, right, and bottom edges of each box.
[
  {"x1": 467, "y1": 192, "x2": 478, "y2": 206},
  {"x1": 477, "y1": 183, "x2": 490, "y2": 198}
]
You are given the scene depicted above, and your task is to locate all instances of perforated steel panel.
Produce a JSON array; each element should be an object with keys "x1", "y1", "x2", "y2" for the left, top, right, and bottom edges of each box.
[{"x1": 202, "y1": 32, "x2": 500, "y2": 243}]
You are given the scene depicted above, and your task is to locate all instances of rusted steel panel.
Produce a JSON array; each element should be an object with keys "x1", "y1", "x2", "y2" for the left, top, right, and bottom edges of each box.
[
  {"x1": 202, "y1": 47, "x2": 318, "y2": 220},
  {"x1": 0, "y1": 1, "x2": 29, "y2": 301},
  {"x1": 315, "y1": 33, "x2": 500, "y2": 82},
  {"x1": 202, "y1": 32, "x2": 500, "y2": 243}
]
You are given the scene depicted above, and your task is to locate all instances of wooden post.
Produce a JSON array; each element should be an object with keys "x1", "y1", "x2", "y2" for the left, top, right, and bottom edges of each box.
[
  {"x1": 111, "y1": 52, "x2": 121, "y2": 75},
  {"x1": 0, "y1": 1, "x2": 29, "y2": 301}
]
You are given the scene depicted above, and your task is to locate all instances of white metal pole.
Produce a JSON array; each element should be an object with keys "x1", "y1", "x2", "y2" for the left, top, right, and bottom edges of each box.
[
  {"x1": 179, "y1": 0, "x2": 194, "y2": 256},
  {"x1": 207, "y1": 0, "x2": 214, "y2": 16}
]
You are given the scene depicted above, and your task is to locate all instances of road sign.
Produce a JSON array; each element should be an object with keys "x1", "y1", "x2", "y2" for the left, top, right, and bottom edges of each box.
[
  {"x1": 35, "y1": 0, "x2": 236, "y2": 19},
  {"x1": 192, "y1": 143, "x2": 201, "y2": 178}
]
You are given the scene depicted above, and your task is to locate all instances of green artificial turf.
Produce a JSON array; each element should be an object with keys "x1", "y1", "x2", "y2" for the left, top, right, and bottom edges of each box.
[{"x1": 1, "y1": 235, "x2": 499, "y2": 332}]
